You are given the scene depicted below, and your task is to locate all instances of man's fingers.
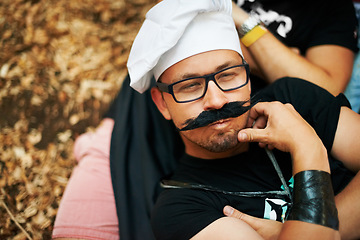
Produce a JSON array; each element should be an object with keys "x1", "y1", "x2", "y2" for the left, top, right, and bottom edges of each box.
[
  {"x1": 224, "y1": 205, "x2": 244, "y2": 219},
  {"x1": 238, "y1": 129, "x2": 267, "y2": 143},
  {"x1": 252, "y1": 116, "x2": 267, "y2": 129},
  {"x1": 224, "y1": 206, "x2": 283, "y2": 240},
  {"x1": 223, "y1": 206, "x2": 257, "y2": 225}
]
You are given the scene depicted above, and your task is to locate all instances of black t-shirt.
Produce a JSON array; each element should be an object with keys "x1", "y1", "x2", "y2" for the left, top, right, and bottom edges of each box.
[{"x1": 151, "y1": 78, "x2": 355, "y2": 240}]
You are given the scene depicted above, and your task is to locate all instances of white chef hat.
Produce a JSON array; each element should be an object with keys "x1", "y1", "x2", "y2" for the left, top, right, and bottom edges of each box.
[{"x1": 127, "y1": 0, "x2": 242, "y2": 93}]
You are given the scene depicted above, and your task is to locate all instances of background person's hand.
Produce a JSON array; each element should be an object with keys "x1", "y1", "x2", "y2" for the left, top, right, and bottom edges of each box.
[{"x1": 223, "y1": 205, "x2": 282, "y2": 240}]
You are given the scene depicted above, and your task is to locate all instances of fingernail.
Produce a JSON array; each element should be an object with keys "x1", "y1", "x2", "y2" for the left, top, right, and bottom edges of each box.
[
  {"x1": 224, "y1": 206, "x2": 234, "y2": 216},
  {"x1": 238, "y1": 132, "x2": 247, "y2": 141}
]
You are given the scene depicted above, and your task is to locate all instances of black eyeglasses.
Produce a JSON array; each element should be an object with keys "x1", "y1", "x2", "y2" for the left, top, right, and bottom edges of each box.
[{"x1": 156, "y1": 61, "x2": 250, "y2": 103}]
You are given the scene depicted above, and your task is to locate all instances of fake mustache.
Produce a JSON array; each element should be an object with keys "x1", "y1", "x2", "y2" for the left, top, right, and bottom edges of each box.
[{"x1": 179, "y1": 96, "x2": 260, "y2": 132}]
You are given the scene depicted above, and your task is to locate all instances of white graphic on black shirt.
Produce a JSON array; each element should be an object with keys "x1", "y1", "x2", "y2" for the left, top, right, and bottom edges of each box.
[
  {"x1": 264, "y1": 198, "x2": 289, "y2": 222},
  {"x1": 236, "y1": 0, "x2": 293, "y2": 38}
]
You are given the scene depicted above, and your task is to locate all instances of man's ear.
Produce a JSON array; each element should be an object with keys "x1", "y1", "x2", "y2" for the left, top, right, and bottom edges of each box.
[{"x1": 151, "y1": 87, "x2": 172, "y2": 120}]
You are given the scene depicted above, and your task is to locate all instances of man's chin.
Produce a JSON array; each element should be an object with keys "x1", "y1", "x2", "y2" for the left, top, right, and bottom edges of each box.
[{"x1": 200, "y1": 132, "x2": 240, "y2": 153}]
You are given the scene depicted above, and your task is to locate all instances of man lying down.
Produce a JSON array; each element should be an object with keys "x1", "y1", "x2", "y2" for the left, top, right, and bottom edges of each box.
[{"x1": 123, "y1": 0, "x2": 360, "y2": 239}]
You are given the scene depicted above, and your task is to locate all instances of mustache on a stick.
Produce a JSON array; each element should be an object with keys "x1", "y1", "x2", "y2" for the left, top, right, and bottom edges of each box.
[{"x1": 179, "y1": 96, "x2": 260, "y2": 131}]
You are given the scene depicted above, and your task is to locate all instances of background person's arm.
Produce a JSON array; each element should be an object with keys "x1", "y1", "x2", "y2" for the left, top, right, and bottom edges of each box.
[{"x1": 232, "y1": 3, "x2": 355, "y2": 96}]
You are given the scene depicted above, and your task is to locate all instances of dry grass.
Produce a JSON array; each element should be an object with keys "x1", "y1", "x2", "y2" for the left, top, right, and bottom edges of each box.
[{"x1": 0, "y1": 0, "x2": 156, "y2": 238}]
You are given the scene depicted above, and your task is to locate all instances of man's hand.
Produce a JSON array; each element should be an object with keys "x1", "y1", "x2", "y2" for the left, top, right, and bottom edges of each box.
[
  {"x1": 223, "y1": 205, "x2": 282, "y2": 240},
  {"x1": 238, "y1": 101, "x2": 329, "y2": 174},
  {"x1": 238, "y1": 101, "x2": 316, "y2": 153}
]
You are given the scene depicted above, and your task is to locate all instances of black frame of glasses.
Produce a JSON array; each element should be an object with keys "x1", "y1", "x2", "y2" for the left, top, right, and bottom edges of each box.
[{"x1": 156, "y1": 60, "x2": 250, "y2": 103}]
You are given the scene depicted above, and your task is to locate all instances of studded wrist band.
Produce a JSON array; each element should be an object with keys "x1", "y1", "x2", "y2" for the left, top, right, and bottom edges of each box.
[{"x1": 238, "y1": 15, "x2": 261, "y2": 37}]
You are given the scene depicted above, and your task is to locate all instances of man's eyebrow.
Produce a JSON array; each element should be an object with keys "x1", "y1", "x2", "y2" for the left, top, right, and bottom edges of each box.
[
  {"x1": 175, "y1": 61, "x2": 235, "y2": 82},
  {"x1": 214, "y1": 61, "x2": 234, "y2": 72}
]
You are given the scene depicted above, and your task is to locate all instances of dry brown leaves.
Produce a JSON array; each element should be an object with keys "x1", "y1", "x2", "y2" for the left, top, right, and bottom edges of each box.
[{"x1": 0, "y1": 0, "x2": 156, "y2": 238}]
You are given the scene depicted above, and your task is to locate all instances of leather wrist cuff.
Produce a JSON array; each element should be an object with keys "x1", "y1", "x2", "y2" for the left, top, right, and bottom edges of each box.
[{"x1": 287, "y1": 170, "x2": 339, "y2": 230}]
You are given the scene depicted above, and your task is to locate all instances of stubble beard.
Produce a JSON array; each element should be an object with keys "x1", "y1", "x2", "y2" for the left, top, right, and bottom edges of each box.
[{"x1": 182, "y1": 128, "x2": 240, "y2": 153}]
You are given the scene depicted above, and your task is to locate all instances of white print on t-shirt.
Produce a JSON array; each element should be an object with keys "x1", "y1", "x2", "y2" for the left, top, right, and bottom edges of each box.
[
  {"x1": 264, "y1": 198, "x2": 289, "y2": 222},
  {"x1": 236, "y1": 0, "x2": 293, "y2": 38},
  {"x1": 263, "y1": 177, "x2": 293, "y2": 222}
]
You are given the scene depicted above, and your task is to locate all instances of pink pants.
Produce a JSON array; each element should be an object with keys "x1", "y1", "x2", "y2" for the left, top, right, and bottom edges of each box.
[{"x1": 52, "y1": 119, "x2": 119, "y2": 240}]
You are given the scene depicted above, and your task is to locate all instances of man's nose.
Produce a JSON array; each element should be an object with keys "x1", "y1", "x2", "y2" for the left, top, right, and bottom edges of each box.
[{"x1": 203, "y1": 81, "x2": 229, "y2": 111}]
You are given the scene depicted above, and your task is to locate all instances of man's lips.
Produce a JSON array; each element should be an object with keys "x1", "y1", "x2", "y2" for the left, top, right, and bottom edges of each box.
[
  {"x1": 210, "y1": 118, "x2": 231, "y2": 126},
  {"x1": 208, "y1": 118, "x2": 232, "y2": 129}
]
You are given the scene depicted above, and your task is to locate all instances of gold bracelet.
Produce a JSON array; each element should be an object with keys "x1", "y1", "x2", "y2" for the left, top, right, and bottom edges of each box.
[{"x1": 240, "y1": 25, "x2": 268, "y2": 47}]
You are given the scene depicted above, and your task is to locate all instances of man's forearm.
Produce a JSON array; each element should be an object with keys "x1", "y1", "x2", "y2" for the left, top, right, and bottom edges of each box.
[{"x1": 335, "y1": 171, "x2": 360, "y2": 240}]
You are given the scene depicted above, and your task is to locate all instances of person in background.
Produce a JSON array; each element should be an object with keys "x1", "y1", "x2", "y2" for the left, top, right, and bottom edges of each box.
[
  {"x1": 345, "y1": 0, "x2": 360, "y2": 113},
  {"x1": 231, "y1": 0, "x2": 358, "y2": 96}
]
